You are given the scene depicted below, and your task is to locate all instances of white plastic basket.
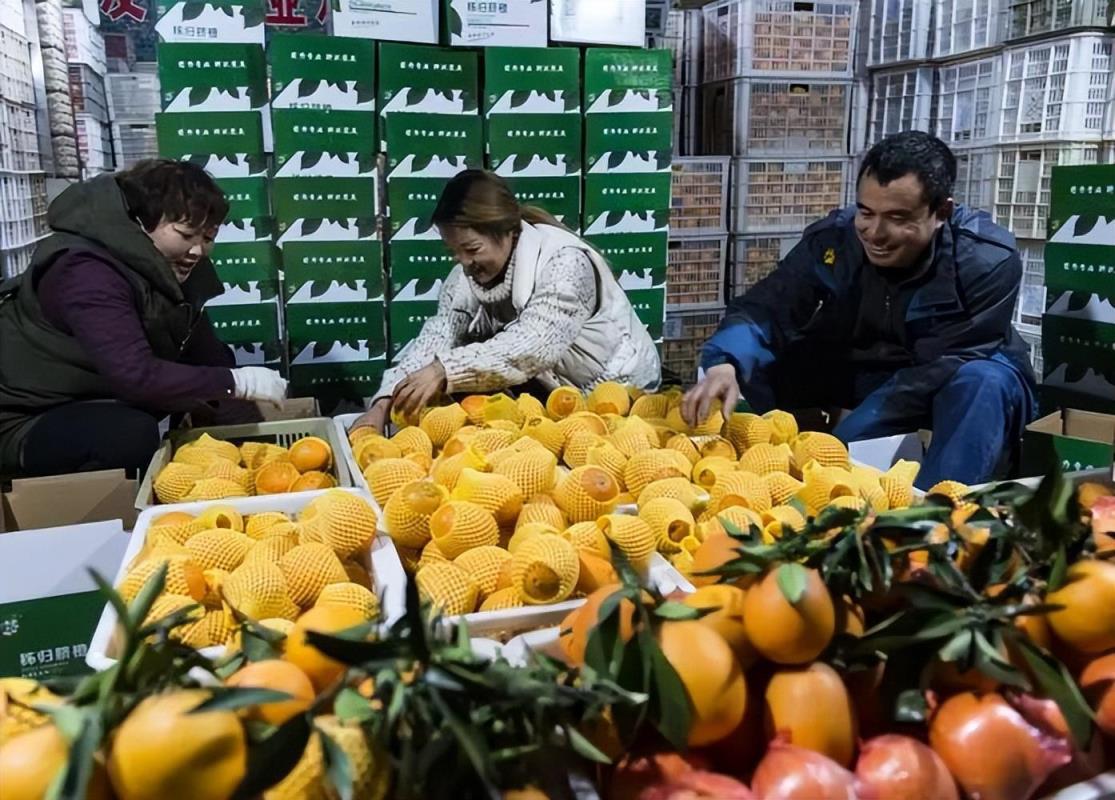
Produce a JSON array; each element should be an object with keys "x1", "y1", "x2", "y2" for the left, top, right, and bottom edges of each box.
[
  {"x1": 998, "y1": 0, "x2": 1113, "y2": 41},
  {"x1": 993, "y1": 141, "x2": 1106, "y2": 239},
  {"x1": 86, "y1": 488, "x2": 406, "y2": 672},
  {"x1": 932, "y1": 0, "x2": 1002, "y2": 59},
  {"x1": 670, "y1": 157, "x2": 730, "y2": 236},
  {"x1": 731, "y1": 156, "x2": 850, "y2": 235},
  {"x1": 869, "y1": 66, "x2": 935, "y2": 145},
  {"x1": 952, "y1": 145, "x2": 999, "y2": 211},
  {"x1": 729, "y1": 233, "x2": 800, "y2": 295},
  {"x1": 667, "y1": 236, "x2": 728, "y2": 311},
  {"x1": 663, "y1": 309, "x2": 725, "y2": 386},
  {"x1": 333, "y1": 412, "x2": 373, "y2": 496},
  {"x1": 1014, "y1": 239, "x2": 1047, "y2": 329},
  {"x1": 649, "y1": 8, "x2": 702, "y2": 87},
  {"x1": 935, "y1": 56, "x2": 1002, "y2": 148},
  {"x1": 866, "y1": 0, "x2": 932, "y2": 67}
]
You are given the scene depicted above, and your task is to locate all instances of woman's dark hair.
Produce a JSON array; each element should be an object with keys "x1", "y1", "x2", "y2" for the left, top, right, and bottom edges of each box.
[
  {"x1": 857, "y1": 131, "x2": 957, "y2": 212},
  {"x1": 431, "y1": 169, "x2": 563, "y2": 238},
  {"x1": 116, "y1": 158, "x2": 229, "y2": 232}
]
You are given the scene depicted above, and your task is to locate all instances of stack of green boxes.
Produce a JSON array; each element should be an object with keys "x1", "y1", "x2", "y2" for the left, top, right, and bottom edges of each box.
[
  {"x1": 153, "y1": 1, "x2": 278, "y2": 370},
  {"x1": 483, "y1": 47, "x2": 582, "y2": 231},
  {"x1": 270, "y1": 33, "x2": 384, "y2": 399},
  {"x1": 582, "y1": 48, "x2": 673, "y2": 345},
  {"x1": 380, "y1": 43, "x2": 481, "y2": 363},
  {"x1": 1041, "y1": 164, "x2": 1115, "y2": 413}
]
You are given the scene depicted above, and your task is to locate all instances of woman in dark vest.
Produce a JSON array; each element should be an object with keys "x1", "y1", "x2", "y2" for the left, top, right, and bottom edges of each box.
[{"x1": 0, "y1": 159, "x2": 287, "y2": 478}]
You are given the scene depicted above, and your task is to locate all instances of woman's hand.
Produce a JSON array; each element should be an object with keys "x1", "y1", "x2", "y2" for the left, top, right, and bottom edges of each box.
[
  {"x1": 681, "y1": 364, "x2": 740, "y2": 428},
  {"x1": 392, "y1": 360, "x2": 447, "y2": 418},
  {"x1": 349, "y1": 397, "x2": 391, "y2": 435}
]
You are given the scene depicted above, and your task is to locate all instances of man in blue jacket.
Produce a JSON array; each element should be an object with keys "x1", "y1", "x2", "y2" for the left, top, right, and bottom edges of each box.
[{"x1": 682, "y1": 131, "x2": 1038, "y2": 489}]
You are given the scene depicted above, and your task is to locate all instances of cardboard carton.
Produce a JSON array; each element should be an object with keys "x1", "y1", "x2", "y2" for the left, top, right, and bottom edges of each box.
[
  {"x1": 229, "y1": 340, "x2": 285, "y2": 368},
  {"x1": 550, "y1": 0, "x2": 647, "y2": 47},
  {"x1": 211, "y1": 241, "x2": 280, "y2": 287},
  {"x1": 216, "y1": 217, "x2": 274, "y2": 244},
  {"x1": 389, "y1": 300, "x2": 440, "y2": 359},
  {"x1": 584, "y1": 112, "x2": 674, "y2": 168},
  {"x1": 1022, "y1": 409, "x2": 1115, "y2": 476},
  {"x1": 484, "y1": 47, "x2": 581, "y2": 114},
  {"x1": 583, "y1": 47, "x2": 672, "y2": 111},
  {"x1": 271, "y1": 108, "x2": 377, "y2": 178},
  {"x1": 503, "y1": 175, "x2": 580, "y2": 228},
  {"x1": 155, "y1": 0, "x2": 266, "y2": 45},
  {"x1": 378, "y1": 42, "x2": 479, "y2": 118},
  {"x1": 156, "y1": 42, "x2": 266, "y2": 113},
  {"x1": 284, "y1": 240, "x2": 384, "y2": 303},
  {"x1": 285, "y1": 300, "x2": 387, "y2": 348},
  {"x1": 584, "y1": 229, "x2": 667, "y2": 275},
  {"x1": 388, "y1": 239, "x2": 457, "y2": 288},
  {"x1": 277, "y1": 218, "x2": 379, "y2": 245},
  {"x1": 626, "y1": 287, "x2": 665, "y2": 339},
  {"x1": 1043, "y1": 291, "x2": 1115, "y2": 381},
  {"x1": 583, "y1": 172, "x2": 672, "y2": 225},
  {"x1": 444, "y1": 0, "x2": 547, "y2": 48},
  {"x1": 382, "y1": 111, "x2": 483, "y2": 174},
  {"x1": 386, "y1": 175, "x2": 458, "y2": 238},
  {"x1": 1, "y1": 470, "x2": 138, "y2": 533},
  {"x1": 206, "y1": 299, "x2": 282, "y2": 345},
  {"x1": 271, "y1": 176, "x2": 379, "y2": 225},
  {"x1": 289, "y1": 356, "x2": 386, "y2": 400},
  {"x1": 331, "y1": 0, "x2": 439, "y2": 43},
  {"x1": 269, "y1": 33, "x2": 376, "y2": 112},
  {"x1": 155, "y1": 110, "x2": 265, "y2": 157},
  {"x1": 213, "y1": 176, "x2": 270, "y2": 219},
  {"x1": 486, "y1": 112, "x2": 581, "y2": 176}
]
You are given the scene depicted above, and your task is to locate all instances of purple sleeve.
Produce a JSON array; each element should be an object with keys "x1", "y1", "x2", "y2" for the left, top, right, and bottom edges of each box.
[{"x1": 37, "y1": 254, "x2": 236, "y2": 412}]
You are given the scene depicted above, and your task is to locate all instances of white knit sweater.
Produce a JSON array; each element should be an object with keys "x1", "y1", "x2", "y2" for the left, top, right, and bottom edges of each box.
[{"x1": 372, "y1": 245, "x2": 598, "y2": 402}]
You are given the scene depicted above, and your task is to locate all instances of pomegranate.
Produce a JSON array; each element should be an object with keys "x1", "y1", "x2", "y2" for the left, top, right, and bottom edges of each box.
[
  {"x1": 750, "y1": 738, "x2": 869, "y2": 800},
  {"x1": 610, "y1": 751, "x2": 710, "y2": 800},
  {"x1": 638, "y1": 770, "x2": 755, "y2": 799},
  {"x1": 854, "y1": 735, "x2": 958, "y2": 800}
]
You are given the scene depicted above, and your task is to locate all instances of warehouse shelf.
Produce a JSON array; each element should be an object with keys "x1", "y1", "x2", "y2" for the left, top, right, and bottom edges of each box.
[
  {"x1": 670, "y1": 156, "x2": 730, "y2": 237},
  {"x1": 666, "y1": 236, "x2": 728, "y2": 310},
  {"x1": 663, "y1": 308, "x2": 725, "y2": 386},
  {"x1": 731, "y1": 156, "x2": 850, "y2": 234},
  {"x1": 702, "y1": 0, "x2": 857, "y2": 82},
  {"x1": 699, "y1": 77, "x2": 852, "y2": 156},
  {"x1": 999, "y1": 0, "x2": 1113, "y2": 42},
  {"x1": 866, "y1": 0, "x2": 932, "y2": 67},
  {"x1": 934, "y1": 56, "x2": 1002, "y2": 147},
  {"x1": 868, "y1": 65, "x2": 935, "y2": 145},
  {"x1": 933, "y1": 0, "x2": 1002, "y2": 59},
  {"x1": 729, "y1": 233, "x2": 800, "y2": 295}
]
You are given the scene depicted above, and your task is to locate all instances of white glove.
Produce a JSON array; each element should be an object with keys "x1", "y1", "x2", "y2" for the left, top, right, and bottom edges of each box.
[{"x1": 231, "y1": 367, "x2": 288, "y2": 408}]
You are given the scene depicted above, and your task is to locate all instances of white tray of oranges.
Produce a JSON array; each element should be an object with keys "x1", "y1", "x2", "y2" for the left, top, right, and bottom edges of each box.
[{"x1": 86, "y1": 488, "x2": 405, "y2": 672}]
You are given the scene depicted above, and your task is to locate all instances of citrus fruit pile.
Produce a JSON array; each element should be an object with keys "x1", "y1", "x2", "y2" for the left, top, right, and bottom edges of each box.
[
  {"x1": 153, "y1": 433, "x2": 337, "y2": 504},
  {"x1": 112, "y1": 491, "x2": 380, "y2": 650}
]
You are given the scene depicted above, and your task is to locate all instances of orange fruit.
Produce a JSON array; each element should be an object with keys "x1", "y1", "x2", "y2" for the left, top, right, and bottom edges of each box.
[
  {"x1": 153, "y1": 511, "x2": 195, "y2": 527},
  {"x1": 658, "y1": 620, "x2": 747, "y2": 747},
  {"x1": 0, "y1": 723, "x2": 112, "y2": 800},
  {"x1": 1046, "y1": 560, "x2": 1115, "y2": 655},
  {"x1": 255, "y1": 461, "x2": 301, "y2": 494},
  {"x1": 764, "y1": 662, "x2": 857, "y2": 767},
  {"x1": 1080, "y1": 652, "x2": 1115, "y2": 736},
  {"x1": 688, "y1": 533, "x2": 746, "y2": 589},
  {"x1": 290, "y1": 471, "x2": 336, "y2": 492},
  {"x1": 225, "y1": 660, "x2": 314, "y2": 725},
  {"x1": 559, "y1": 584, "x2": 639, "y2": 667},
  {"x1": 546, "y1": 386, "x2": 586, "y2": 420},
  {"x1": 742, "y1": 565, "x2": 834, "y2": 664},
  {"x1": 107, "y1": 689, "x2": 246, "y2": 800},
  {"x1": 284, "y1": 605, "x2": 366, "y2": 692},
  {"x1": 288, "y1": 437, "x2": 333, "y2": 473},
  {"x1": 680, "y1": 584, "x2": 756, "y2": 669}
]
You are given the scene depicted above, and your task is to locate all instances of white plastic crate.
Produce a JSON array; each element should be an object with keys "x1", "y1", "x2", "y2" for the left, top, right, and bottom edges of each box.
[
  {"x1": 702, "y1": 0, "x2": 857, "y2": 82},
  {"x1": 663, "y1": 309, "x2": 724, "y2": 385},
  {"x1": 1018, "y1": 325, "x2": 1043, "y2": 377},
  {"x1": 730, "y1": 233, "x2": 800, "y2": 294},
  {"x1": 674, "y1": 86, "x2": 699, "y2": 157},
  {"x1": 1014, "y1": 239, "x2": 1046, "y2": 328},
  {"x1": 68, "y1": 64, "x2": 108, "y2": 121},
  {"x1": 106, "y1": 70, "x2": 160, "y2": 123},
  {"x1": 731, "y1": 156, "x2": 849, "y2": 234},
  {"x1": 112, "y1": 122, "x2": 157, "y2": 168},
  {"x1": 869, "y1": 66, "x2": 935, "y2": 144},
  {"x1": 999, "y1": 0, "x2": 1113, "y2": 41},
  {"x1": 934, "y1": 56, "x2": 1002, "y2": 147},
  {"x1": 933, "y1": 0, "x2": 1002, "y2": 58},
  {"x1": 952, "y1": 145, "x2": 999, "y2": 211},
  {"x1": 650, "y1": 8, "x2": 701, "y2": 87},
  {"x1": 0, "y1": 241, "x2": 37, "y2": 279},
  {"x1": 75, "y1": 114, "x2": 114, "y2": 175},
  {"x1": 998, "y1": 35, "x2": 1115, "y2": 144},
  {"x1": 994, "y1": 141, "x2": 1107, "y2": 239},
  {"x1": 699, "y1": 78, "x2": 851, "y2": 156},
  {"x1": 0, "y1": 26, "x2": 34, "y2": 107},
  {"x1": 670, "y1": 156, "x2": 729, "y2": 236},
  {"x1": 0, "y1": 0, "x2": 25, "y2": 36},
  {"x1": 0, "y1": 98, "x2": 40, "y2": 171},
  {"x1": 667, "y1": 236, "x2": 728, "y2": 310},
  {"x1": 62, "y1": 8, "x2": 106, "y2": 75},
  {"x1": 867, "y1": 0, "x2": 932, "y2": 66},
  {"x1": 85, "y1": 488, "x2": 407, "y2": 672}
]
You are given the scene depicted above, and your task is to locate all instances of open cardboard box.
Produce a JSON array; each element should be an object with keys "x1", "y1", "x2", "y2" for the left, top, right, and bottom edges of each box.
[
  {"x1": 1, "y1": 469, "x2": 138, "y2": 533},
  {"x1": 848, "y1": 432, "x2": 931, "y2": 472},
  {"x1": 0, "y1": 519, "x2": 129, "y2": 678},
  {"x1": 1022, "y1": 410, "x2": 1115, "y2": 478}
]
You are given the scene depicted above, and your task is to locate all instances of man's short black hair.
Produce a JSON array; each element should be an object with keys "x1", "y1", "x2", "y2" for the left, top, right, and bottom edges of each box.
[
  {"x1": 857, "y1": 131, "x2": 957, "y2": 212},
  {"x1": 116, "y1": 158, "x2": 229, "y2": 233}
]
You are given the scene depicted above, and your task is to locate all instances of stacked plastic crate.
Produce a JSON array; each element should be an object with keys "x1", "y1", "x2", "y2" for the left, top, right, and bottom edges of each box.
[
  {"x1": 582, "y1": 48, "x2": 673, "y2": 355},
  {"x1": 106, "y1": 66, "x2": 160, "y2": 169},
  {"x1": 63, "y1": 8, "x2": 111, "y2": 177},
  {"x1": 0, "y1": 5, "x2": 48, "y2": 279},
  {"x1": 650, "y1": 7, "x2": 701, "y2": 156},
  {"x1": 153, "y1": 0, "x2": 279, "y2": 375},
  {"x1": 379, "y1": 43, "x2": 481, "y2": 373},
  {"x1": 269, "y1": 34, "x2": 384, "y2": 400}
]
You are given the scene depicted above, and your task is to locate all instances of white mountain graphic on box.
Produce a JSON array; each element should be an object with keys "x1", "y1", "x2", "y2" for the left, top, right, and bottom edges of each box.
[
  {"x1": 389, "y1": 218, "x2": 440, "y2": 241},
  {"x1": 1047, "y1": 292, "x2": 1115, "y2": 324},
  {"x1": 288, "y1": 281, "x2": 371, "y2": 303},
  {"x1": 587, "y1": 90, "x2": 669, "y2": 114},
  {"x1": 232, "y1": 344, "x2": 268, "y2": 365},
  {"x1": 1050, "y1": 215, "x2": 1115, "y2": 246},
  {"x1": 292, "y1": 341, "x2": 372, "y2": 365},
  {"x1": 1044, "y1": 364, "x2": 1115, "y2": 396},
  {"x1": 381, "y1": 89, "x2": 471, "y2": 115},
  {"x1": 494, "y1": 154, "x2": 571, "y2": 178},
  {"x1": 392, "y1": 278, "x2": 445, "y2": 302},
  {"x1": 584, "y1": 211, "x2": 665, "y2": 236},
  {"x1": 190, "y1": 154, "x2": 261, "y2": 179},
  {"x1": 207, "y1": 286, "x2": 274, "y2": 306},
  {"x1": 166, "y1": 87, "x2": 254, "y2": 113},
  {"x1": 489, "y1": 90, "x2": 569, "y2": 114},
  {"x1": 217, "y1": 219, "x2": 267, "y2": 243},
  {"x1": 278, "y1": 219, "x2": 369, "y2": 244},
  {"x1": 275, "y1": 152, "x2": 373, "y2": 178},
  {"x1": 388, "y1": 154, "x2": 470, "y2": 179},
  {"x1": 588, "y1": 152, "x2": 666, "y2": 173},
  {"x1": 272, "y1": 80, "x2": 372, "y2": 111}
]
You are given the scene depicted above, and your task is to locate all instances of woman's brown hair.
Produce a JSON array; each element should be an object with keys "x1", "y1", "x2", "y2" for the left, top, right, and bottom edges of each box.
[
  {"x1": 431, "y1": 169, "x2": 564, "y2": 237},
  {"x1": 116, "y1": 158, "x2": 229, "y2": 233}
]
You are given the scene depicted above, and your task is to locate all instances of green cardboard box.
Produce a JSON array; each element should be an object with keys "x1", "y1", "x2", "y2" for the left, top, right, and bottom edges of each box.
[
  {"x1": 284, "y1": 240, "x2": 385, "y2": 303},
  {"x1": 156, "y1": 111, "x2": 265, "y2": 158},
  {"x1": 382, "y1": 111, "x2": 483, "y2": 174},
  {"x1": 272, "y1": 108, "x2": 377, "y2": 176},
  {"x1": 626, "y1": 287, "x2": 665, "y2": 340},
  {"x1": 272, "y1": 177, "x2": 378, "y2": 224},
  {"x1": 378, "y1": 42, "x2": 479, "y2": 118},
  {"x1": 330, "y1": 0, "x2": 439, "y2": 44},
  {"x1": 1049, "y1": 164, "x2": 1115, "y2": 229},
  {"x1": 1022, "y1": 409, "x2": 1115, "y2": 476},
  {"x1": 583, "y1": 172, "x2": 672, "y2": 225},
  {"x1": 388, "y1": 239, "x2": 455, "y2": 298},
  {"x1": 1042, "y1": 291, "x2": 1115, "y2": 374},
  {"x1": 583, "y1": 48, "x2": 672, "y2": 112},
  {"x1": 389, "y1": 299, "x2": 439, "y2": 358},
  {"x1": 486, "y1": 113, "x2": 581, "y2": 176},
  {"x1": 269, "y1": 33, "x2": 376, "y2": 111},
  {"x1": 210, "y1": 241, "x2": 280, "y2": 285},
  {"x1": 584, "y1": 112, "x2": 674, "y2": 167},
  {"x1": 484, "y1": 47, "x2": 581, "y2": 114},
  {"x1": 503, "y1": 175, "x2": 580, "y2": 227},
  {"x1": 582, "y1": 209, "x2": 668, "y2": 239},
  {"x1": 289, "y1": 358, "x2": 386, "y2": 399},
  {"x1": 1045, "y1": 165, "x2": 1115, "y2": 296},
  {"x1": 444, "y1": 0, "x2": 547, "y2": 48},
  {"x1": 285, "y1": 301, "x2": 386, "y2": 347},
  {"x1": 386, "y1": 176, "x2": 453, "y2": 238},
  {"x1": 216, "y1": 217, "x2": 274, "y2": 243},
  {"x1": 0, "y1": 520, "x2": 128, "y2": 678},
  {"x1": 583, "y1": 230, "x2": 667, "y2": 274},
  {"x1": 276, "y1": 217, "x2": 379, "y2": 245},
  {"x1": 613, "y1": 265, "x2": 666, "y2": 290},
  {"x1": 157, "y1": 43, "x2": 266, "y2": 112},
  {"x1": 155, "y1": 0, "x2": 266, "y2": 45},
  {"x1": 207, "y1": 300, "x2": 282, "y2": 345},
  {"x1": 214, "y1": 176, "x2": 270, "y2": 219},
  {"x1": 390, "y1": 265, "x2": 450, "y2": 302}
]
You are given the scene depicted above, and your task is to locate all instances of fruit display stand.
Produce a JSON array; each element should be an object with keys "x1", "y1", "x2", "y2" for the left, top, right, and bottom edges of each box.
[
  {"x1": 85, "y1": 488, "x2": 406, "y2": 672},
  {"x1": 135, "y1": 417, "x2": 352, "y2": 509}
]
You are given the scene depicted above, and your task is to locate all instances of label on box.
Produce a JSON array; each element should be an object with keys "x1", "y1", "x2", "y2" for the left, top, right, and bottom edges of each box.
[
  {"x1": 211, "y1": 241, "x2": 280, "y2": 284},
  {"x1": 284, "y1": 240, "x2": 384, "y2": 302},
  {"x1": 584, "y1": 47, "x2": 671, "y2": 104},
  {"x1": 584, "y1": 111, "x2": 674, "y2": 167},
  {"x1": 503, "y1": 175, "x2": 580, "y2": 226},
  {"x1": 382, "y1": 112, "x2": 482, "y2": 173},
  {"x1": 155, "y1": 0, "x2": 266, "y2": 44},
  {"x1": 216, "y1": 216, "x2": 274, "y2": 243},
  {"x1": 484, "y1": 47, "x2": 581, "y2": 114},
  {"x1": 378, "y1": 42, "x2": 479, "y2": 115},
  {"x1": 626, "y1": 287, "x2": 665, "y2": 339},
  {"x1": 1043, "y1": 312, "x2": 1115, "y2": 374},
  {"x1": 285, "y1": 300, "x2": 386, "y2": 346},
  {"x1": 214, "y1": 176, "x2": 270, "y2": 219},
  {"x1": 330, "y1": 0, "x2": 439, "y2": 44},
  {"x1": 1044, "y1": 241, "x2": 1115, "y2": 296},
  {"x1": 156, "y1": 111, "x2": 265, "y2": 157},
  {"x1": 207, "y1": 300, "x2": 282, "y2": 344},
  {"x1": 157, "y1": 42, "x2": 266, "y2": 112},
  {"x1": 276, "y1": 217, "x2": 379, "y2": 244},
  {"x1": 550, "y1": 0, "x2": 647, "y2": 47},
  {"x1": 272, "y1": 108, "x2": 377, "y2": 176},
  {"x1": 0, "y1": 592, "x2": 101, "y2": 679},
  {"x1": 389, "y1": 299, "x2": 439, "y2": 358},
  {"x1": 289, "y1": 358, "x2": 386, "y2": 398},
  {"x1": 487, "y1": 113, "x2": 581, "y2": 176},
  {"x1": 445, "y1": 0, "x2": 547, "y2": 48},
  {"x1": 583, "y1": 172, "x2": 672, "y2": 223},
  {"x1": 1049, "y1": 164, "x2": 1115, "y2": 232},
  {"x1": 270, "y1": 33, "x2": 375, "y2": 111},
  {"x1": 272, "y1": 176, "x2": 377, "y2": 223},
  {"x1": 584, "y1": 230, "x2": 667, "y2": 273}
]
